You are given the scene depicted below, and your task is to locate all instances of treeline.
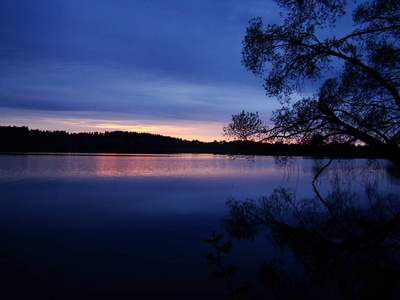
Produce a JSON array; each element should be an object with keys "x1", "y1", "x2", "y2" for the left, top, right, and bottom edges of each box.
[{"x1": 0, "y1": 126, "x2": 380, "y2": 158}]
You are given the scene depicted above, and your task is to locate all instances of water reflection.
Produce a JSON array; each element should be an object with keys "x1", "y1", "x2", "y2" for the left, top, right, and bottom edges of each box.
[
  {"x1": 0, "y1": 153, "x2": 284, "y2": 179},
  {"x1": 0, "y1": 154, "x2": 398, "y2": 299},
  {"x1": 222, "y1": 159, "x2": 400, "y2": 299},
  {"x1": 0, "y1": 154, "x2": 295, "y2": 299}
]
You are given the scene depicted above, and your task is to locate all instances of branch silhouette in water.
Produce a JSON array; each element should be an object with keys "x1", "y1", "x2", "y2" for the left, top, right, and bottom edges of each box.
[{"x1": 222, "y1": 161, "x2": 400, "y2": 298}]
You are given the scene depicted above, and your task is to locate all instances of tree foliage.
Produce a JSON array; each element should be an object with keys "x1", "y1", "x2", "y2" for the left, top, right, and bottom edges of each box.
[
  {"x1": 224, "y1": 0, "x2": 400, "y2": 167},
  {"x1": 222, "y1": 110, "x2": 267, "y2": 141}
]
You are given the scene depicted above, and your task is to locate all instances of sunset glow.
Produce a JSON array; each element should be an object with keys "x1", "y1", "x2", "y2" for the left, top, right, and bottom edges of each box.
[
  {"x1": 0, "y1": 109, "x2": 226, "y2": 142},
  {"x1": 0, "y1": 0, "x2": 277, "y2": 142}
]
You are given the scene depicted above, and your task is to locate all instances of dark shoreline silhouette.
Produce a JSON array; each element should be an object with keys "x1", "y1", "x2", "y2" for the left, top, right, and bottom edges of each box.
[{"x1": 0, "y1": 125, "x2": 383, "y2": 159}]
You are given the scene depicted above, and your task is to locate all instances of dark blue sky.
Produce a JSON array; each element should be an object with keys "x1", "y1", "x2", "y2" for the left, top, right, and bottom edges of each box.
[{"x1": 0, "y1": 0, "x2": 281, "y2": 141}]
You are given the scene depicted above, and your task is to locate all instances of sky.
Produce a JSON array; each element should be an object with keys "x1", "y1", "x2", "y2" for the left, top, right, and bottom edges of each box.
[{"x1": 0, "y1": 0, "x2": 284, "y2": 142}]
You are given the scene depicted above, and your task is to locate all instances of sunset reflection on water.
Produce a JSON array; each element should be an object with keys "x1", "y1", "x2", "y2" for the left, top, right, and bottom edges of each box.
[
  {"x1": 0, "y1": 153, "x2": 283, "y2": 179},
  {"x1": 91, "y1": 154, "x2": 258, "y2": 178},
  {"x1": 0, "y1": 153, "x2": 398, "y2": 299}
]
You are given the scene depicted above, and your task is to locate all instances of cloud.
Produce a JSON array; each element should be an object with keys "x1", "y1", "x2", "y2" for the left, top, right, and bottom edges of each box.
[
  {"x1": 0, "y1": 0, "x2": 281, "y2": 141},
  {"x1": 0, "y1": 55, "x2": 273, "y2": 116}
]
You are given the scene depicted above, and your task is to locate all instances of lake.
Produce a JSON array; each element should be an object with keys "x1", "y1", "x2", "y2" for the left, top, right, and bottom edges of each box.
[{"x1": 0, "y1": 153, "x2": 398, "y2": 299}]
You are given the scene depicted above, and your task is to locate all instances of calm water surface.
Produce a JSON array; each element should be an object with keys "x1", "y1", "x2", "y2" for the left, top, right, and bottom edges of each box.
[{"x1": 0, "y1": 154, "x2": 397, "y2": 299}]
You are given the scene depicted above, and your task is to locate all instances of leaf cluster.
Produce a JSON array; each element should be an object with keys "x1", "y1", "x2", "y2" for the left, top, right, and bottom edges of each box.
[{"x1": 204, "y1": 230, "x2": 237, "y2": 280}]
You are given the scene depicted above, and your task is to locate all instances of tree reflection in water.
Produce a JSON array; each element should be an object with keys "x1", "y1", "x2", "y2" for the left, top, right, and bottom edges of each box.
[{"x1": 222, "y1": 159, "x2": 400, "y2": 299}]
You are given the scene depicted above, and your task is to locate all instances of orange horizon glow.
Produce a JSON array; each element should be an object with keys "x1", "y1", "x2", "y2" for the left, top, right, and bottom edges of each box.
[
  {"x1": 0, "y1": 113, "x2": 227, "y2": 143},
  {"x1": 62, "y1": 122, "x2": 226, "y2": 142}
]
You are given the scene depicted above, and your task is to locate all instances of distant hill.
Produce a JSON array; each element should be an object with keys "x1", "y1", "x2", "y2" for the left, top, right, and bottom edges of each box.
[{"x1": 0, "y1": 125, "x2": 378, "y2": 158}]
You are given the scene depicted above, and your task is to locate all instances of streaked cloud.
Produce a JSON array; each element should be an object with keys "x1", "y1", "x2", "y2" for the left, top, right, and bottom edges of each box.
[{"x1": 0, "y1": 0, "x2": 280, "y2": 141}]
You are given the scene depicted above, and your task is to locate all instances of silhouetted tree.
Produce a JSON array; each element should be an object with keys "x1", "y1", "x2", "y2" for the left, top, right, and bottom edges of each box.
[{"x1": 224, "y1": 0, "x2": 400, "y2": 167}]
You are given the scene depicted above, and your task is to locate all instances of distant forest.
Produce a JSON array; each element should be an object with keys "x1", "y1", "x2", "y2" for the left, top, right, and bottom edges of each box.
[{"x1": 0, "y1": 126, "x2": 381, "y2": 158}]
